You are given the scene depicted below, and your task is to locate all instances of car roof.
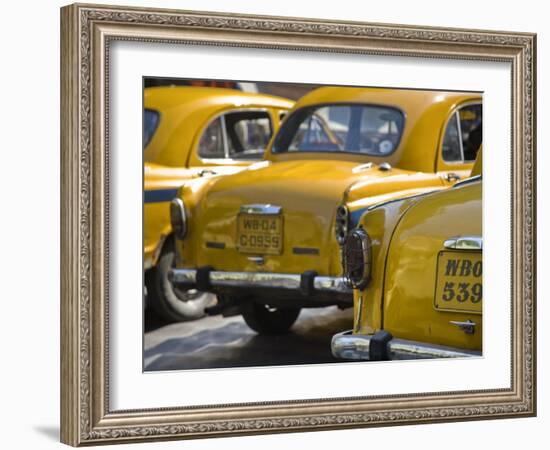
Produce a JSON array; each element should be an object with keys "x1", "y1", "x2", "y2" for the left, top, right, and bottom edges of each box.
[
  {"x1": 294, "y1": 86, "x2": 478, "y2": 112},
  {"x1": 144, "y1": 86, "x2": 294, "y2": 111}
]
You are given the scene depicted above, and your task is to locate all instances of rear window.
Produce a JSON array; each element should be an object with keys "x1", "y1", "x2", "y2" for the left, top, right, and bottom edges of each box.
[
  {"x1": 226, "y1": 111, "x2": 272, "y2": 159},
  {"x1": 143, "y1": 109, "x2": 160, "y2": 149},
  {"x1": 198, "y1": 110, "x2": 273, "y2": 160},
  {"x1": 273, "y1": 104, "x2": 404, "y2": 156}
]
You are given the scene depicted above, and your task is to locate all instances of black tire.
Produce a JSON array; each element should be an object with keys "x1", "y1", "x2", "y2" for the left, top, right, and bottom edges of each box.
[
  {"x1": 146, "y1": 238, "x2": 215, "y2": 323},
  {"x1": 241, "y1": 302, "x2": 301, "y2": 335}
]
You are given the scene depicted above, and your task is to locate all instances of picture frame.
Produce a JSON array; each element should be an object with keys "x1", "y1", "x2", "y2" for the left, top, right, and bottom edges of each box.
[{"x1": 60, "y1": 2, "x2": 536, "y2": 446}]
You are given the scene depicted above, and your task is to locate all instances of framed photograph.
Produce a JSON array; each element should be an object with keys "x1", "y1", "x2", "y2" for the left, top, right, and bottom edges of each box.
[{"x1": 60, "y1": 3, "x2": 536, "y2": 446}]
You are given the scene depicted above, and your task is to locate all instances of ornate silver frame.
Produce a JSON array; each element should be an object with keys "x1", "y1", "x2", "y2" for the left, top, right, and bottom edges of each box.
[{"x1": 60, "y1": 3, "x2": 536, "y2": 446}]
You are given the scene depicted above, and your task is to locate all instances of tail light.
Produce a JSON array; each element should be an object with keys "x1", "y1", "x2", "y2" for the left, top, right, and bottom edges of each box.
[
  {"x1": 170, "y1": 198, "x2": 187, "y2": 239},
  {"x1": 343, "y1": 228, "x2": 372, "y2": 289},
  {"x1": 335, "y1": 205, "x2": 349, "y2": 245}
]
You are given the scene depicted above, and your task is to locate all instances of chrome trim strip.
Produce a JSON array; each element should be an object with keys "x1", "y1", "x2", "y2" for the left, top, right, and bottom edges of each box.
[
  {"x1": 240, "y1": 204, "x2": 282, "y2": 215},
  {"x1": 331, "y1": 330, "x2": 481, "y2": 360},
  {"x1": 443, "y1": 235, "x2": 483, "y2": 250},
  {"x1": 456, "y1": 111, "x2": 465, "y2": 162},
  {"x1": 211, "y1": 272, "x2": 300, "y2": 289},
  {"x1": 453, "y1": 174, "x2": 482, "y2": 188},
  {"x1": 170, "y1": 269, "x2": 351, "y2": 293},
  {"x1": 388, "y1": 339, "x2": 480, "y2": 359},
  {"x1": 220, "y1": 113, "x2": 229, "y2": 159},
  {"x1": 352, "y1": 162, "x2": 373, "y2": 173}
]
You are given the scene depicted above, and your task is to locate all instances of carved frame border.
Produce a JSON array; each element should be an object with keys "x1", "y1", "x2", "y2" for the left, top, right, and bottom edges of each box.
[{"x1": 60, "y1": 3, "x2": 536, "y2": 446}]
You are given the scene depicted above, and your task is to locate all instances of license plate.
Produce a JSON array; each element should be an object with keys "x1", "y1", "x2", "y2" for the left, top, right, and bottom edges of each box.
[
  {"x1": 434, "y1": 251, "x2": 482, "y2": 314},
  {"x1": 236, "y1": 214, "x2": 283, "y2": 255}
]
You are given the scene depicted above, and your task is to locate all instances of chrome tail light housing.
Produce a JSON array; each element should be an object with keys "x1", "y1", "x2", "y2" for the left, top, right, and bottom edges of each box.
[
  {"x1": 170, "y1": 198, "x2": 187, "y2": 239},
  {"x1": 343, "y1": 227, "x2": 372, "y2": 289}
]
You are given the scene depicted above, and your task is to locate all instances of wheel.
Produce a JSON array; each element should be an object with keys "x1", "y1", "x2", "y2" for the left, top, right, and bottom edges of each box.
[
  {"x1": 146, "y1": 238, "x2": 215, "y2": 323},
  {"x1": 241, "y1": 302, "x2": 301, "y2": 335}
]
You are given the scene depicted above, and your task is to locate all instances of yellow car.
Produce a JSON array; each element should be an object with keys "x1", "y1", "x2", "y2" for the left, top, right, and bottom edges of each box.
[
  {"x1": 144, "y1": 86, "x2": 293, "y2": 321},
  {"x1": 332, "y1": 151, "x2": 482, "y2": 360},
  {"x1": 169, "y1": 86, "x2": 482, "y2": 334}
]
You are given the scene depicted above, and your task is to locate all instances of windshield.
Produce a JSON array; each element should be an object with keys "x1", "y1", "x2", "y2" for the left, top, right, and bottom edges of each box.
[
  {"x1": 143, "y1": 109, "x2": 160, "y2": 150},
  {"x1": 272, "y1": 104, "x2": 404, "y2": 156}
]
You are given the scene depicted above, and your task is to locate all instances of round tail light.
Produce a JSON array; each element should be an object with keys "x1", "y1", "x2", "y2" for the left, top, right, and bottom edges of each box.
[
  {"x1": 170, "y1": 198, "x2": 187, "y2": 239},
  {"x1": 343, "y1": 228, "x2": 372, "y2": 289},
  {"x1": 335, "y1": 205, "x2": 349, "y2": 245}
]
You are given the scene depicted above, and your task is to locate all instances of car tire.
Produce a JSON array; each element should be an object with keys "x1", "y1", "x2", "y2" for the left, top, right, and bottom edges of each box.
[
  {"x1": 241, "y1": 302, "x2": 301, "y2": 335},
  {"x1": 146, "y1": 238, "x2": 215, "y2": 323}
]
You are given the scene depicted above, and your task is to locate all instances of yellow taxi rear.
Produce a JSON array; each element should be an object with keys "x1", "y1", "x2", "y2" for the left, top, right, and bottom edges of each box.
[
  {"x1": 332, "y1": 151, "x2": 483, "y2": 360},
  {"x1": 144, "y1": 86, "x2": 293, "y2": 322}
]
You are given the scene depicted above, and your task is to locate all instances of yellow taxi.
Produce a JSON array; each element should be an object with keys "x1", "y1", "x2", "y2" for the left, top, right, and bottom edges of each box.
[
  {"x1": 144, "y1": 86, "x2": 293, "y2": 321},
  {"x1": 169, "y1": 86, "x2": 482, "y2": 333},
  {"x1": 332, "y1": 151, "x2": 482, "y2": 360}
]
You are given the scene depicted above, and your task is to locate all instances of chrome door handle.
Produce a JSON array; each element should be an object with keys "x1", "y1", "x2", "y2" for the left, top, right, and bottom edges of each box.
[
  {"x1": 444, "y1": 172, "x2": 461, "y2": 182},
  {"x1": 198, "y1": 169, "x2": 217, "y2": 177},
  {"x1": 450, "y1": 320, "x2": 476, "y2": 334},
  {"x1": 444, "y1": 236, "x2": 483, "y2": 250}
]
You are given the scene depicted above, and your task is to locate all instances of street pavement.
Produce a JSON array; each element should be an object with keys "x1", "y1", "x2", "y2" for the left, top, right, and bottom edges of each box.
[{"x1": 144, "y1": 306, "x2": 354, "y2": 371}]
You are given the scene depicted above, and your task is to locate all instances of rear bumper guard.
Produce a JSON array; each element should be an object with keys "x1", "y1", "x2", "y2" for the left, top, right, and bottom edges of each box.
[{"x1": 169, "y1": 268, "x2": 352, "y2": 295}]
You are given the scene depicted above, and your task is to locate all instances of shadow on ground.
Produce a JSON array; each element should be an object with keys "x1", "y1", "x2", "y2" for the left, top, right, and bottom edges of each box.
[
  {"x1": 144, "y1": 308, "x2": 169, "y2": 333},
  {"x1": 144, "y1": 307, "x2": 353, "y2": 371}
]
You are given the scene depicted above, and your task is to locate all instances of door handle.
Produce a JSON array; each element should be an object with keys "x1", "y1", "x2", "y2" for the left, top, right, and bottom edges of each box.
[
  {"x1": 198, "y1": 169, "x2": 217, "y2": 177},
  {"x1": 444, "y1": 172, "x2": 461, "y2": 182},
  {"x1": 444, "y1": 235, "x2": 483, "y2": 250},
  {"x1": 450, "y1": 320, "x2": 476, "y2": 334}
]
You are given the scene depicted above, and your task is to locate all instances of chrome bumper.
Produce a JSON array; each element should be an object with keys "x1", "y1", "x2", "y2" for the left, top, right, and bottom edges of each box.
[
  {"x1": 331, "y1": 330, "x2": 481, "y2": 360},
  {"x1": 169, "y1": 268, "x2": 351, "y2": 294}
]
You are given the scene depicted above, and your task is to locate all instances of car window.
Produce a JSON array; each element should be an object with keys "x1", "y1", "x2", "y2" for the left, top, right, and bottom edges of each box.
[
  {"x1": 198, "y1": 110, "x2": 272, "y2": 160},
  {"x1": 288, "y1": 114, "x2": 336, "y2": 151},
  {"x1": 143, "y1": 109, "x2": 160, "y2": 149},
  {"x1": 225, "y1": 111, "x2": 272, "y2": 159},
  {"x1": 459, "y1": 104, "x2": 483, "y2": 161},
  {"x1": 273, "y1": 104, "x2": 404, "y2": 156},
  {"x1": 442, "y1": 103, "x2": 482, "y2": 163},
  {"x1": 198, "y1": 116, "x2": 225, "y2": 158}
]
